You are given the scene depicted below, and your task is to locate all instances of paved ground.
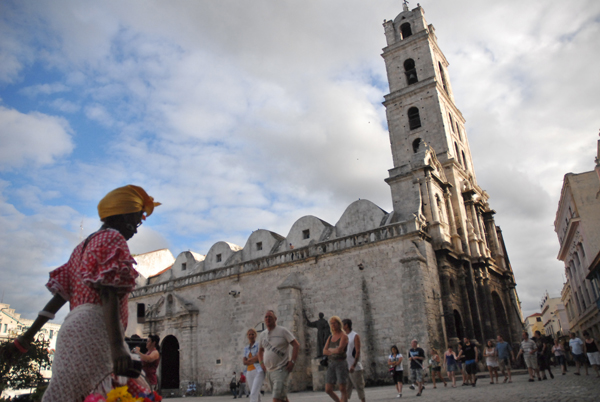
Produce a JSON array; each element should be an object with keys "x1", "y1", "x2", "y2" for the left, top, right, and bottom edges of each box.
[{"x1": 173, "y1": 372, "x2": 600, "y2": 402}]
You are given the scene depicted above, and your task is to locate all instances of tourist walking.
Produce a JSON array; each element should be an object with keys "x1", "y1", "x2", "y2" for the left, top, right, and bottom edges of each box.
[
  {"x1": 231, "y1": 372, "x2": 239, "y2": 399},
  {"x1": 533, "y1": 331, "x2": 554, "y2": 380},
  {"x1": 517, "y1": 332, "x2": 540, "y2": 382},
  {"x1": 408, "y1": 339, "x2": 426, "y2": 396},
  {"x1": 484, "y1": 340, "x2": 499, "y2": 384},
  {"x1": 462, "y1": 338, "x2": 479, "y2": 387},
  {"x1": 457, "y1": 343, "x2": 469, "y2": 385},
  {"x1": 583, "y1": 331, "x2": 600, "y2": 377},
  {"x1": 323, "y1": 316, "x2": 349, "y2": 402},
  {"x1": 388, "y1": 345, "x2": 404, "y2": 398},
  {"x1": 244, "y1": 328, "x2": 265, "y2": 402},
  {"x1": 238, "y1": 372, "x2": 249, "y2": 398},
  {"x1": 132, "y1": 335, "x2": 161, "y2": 391},
  {"x1": 342, "y1": 319, "x2": 366, "y2": 402},
  {"x1": 430, "y1": 348, "x2": 446, "y2": 388},
  {"x1": 443, "y1": 346, "x2": 458, "y2": 387},
  {"x1": 258, "y1": 310, "x2": 300, "y2": 402},
  {"x1": 552, "y1": 339, "x2": 567, "y2": 375},
  {"x1": 1, "y1": 185, "x2": 160, "y2": 401},
  {"x1": 496, "y1": 335, "x2": 514, "y2": 383},
  {"x1": 569, "y1": 332, "x2": 588, "y2": 376}
]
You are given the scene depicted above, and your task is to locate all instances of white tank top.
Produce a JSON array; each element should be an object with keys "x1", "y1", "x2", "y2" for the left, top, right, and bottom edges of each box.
[{"x1": 346, "y1": 331, "x2": 364, "y2": 370}]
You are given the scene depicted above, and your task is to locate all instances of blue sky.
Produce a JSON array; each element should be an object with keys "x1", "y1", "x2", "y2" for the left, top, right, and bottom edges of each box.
[{"x1": 1, "y1": 0, "x2": 599, "y2": 322}]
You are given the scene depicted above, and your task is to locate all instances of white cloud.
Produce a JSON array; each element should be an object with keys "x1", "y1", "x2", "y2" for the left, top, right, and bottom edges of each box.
[
  {"x1": 19, "y1": 82, "x2": 70, "y2": 97},
  {"x1": 49, "y1": 98, "x2": 80, "y2": 113},
  {"x1": 0, "y1": 106, "x2": 74, "y2": 170}
]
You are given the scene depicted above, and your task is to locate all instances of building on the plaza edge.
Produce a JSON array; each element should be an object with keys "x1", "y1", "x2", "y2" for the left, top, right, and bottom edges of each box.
[
  {"x1": 523, "y1": 313, "x2": 544, "y2": 338},
  {"x1": 539, "y1": 292, "x2": 569, "y2": 339},
  {"x1": 127, "y1": 4, "x2": 524, "y2": 395},
  {"x1": 1, "y1": 302, "x2": 61, "y2": 397},
  {"x1": 1, "y1": 302, "x2": 61, "y2": 350},
  {"x1": 556, "y1": 137, "x2": 600, "y2": 339}
]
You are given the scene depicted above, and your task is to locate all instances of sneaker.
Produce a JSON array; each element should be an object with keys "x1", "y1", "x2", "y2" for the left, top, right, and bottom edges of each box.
[
  {"x1": 528, "y1": 379, "x2": 534, "y2": 382},
  {"x1": 409, "y1": 385, "x2": 415, "y2": 390},
  {"x1": 397, "y1": 394, "x2": 402, "y2": 398},
  {"x1": 416, "y1": 393, "x2": 421, "y2": 397}
]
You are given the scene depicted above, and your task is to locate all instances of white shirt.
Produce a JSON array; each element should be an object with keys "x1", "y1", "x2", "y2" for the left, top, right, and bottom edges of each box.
[
  {"x1": 259, "y1": 325, "x2": 295, "y2": 372},
  {"x1": 346, "y1": 331, "x2": 363, "y2": 370},
  {"x1": 389, "y1": 353, "x2": 403, "y2": 371},
  {"x1": 570, "y1": 337, "x2": 584, "y2": 355}
]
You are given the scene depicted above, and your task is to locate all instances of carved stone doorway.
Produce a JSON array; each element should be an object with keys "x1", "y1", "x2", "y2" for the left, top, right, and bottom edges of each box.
[{"x1": 161, "y1": 335, "x2": 180, "y2": 390}]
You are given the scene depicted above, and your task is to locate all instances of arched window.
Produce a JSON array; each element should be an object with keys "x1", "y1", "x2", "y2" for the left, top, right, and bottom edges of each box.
[
  {"x1": 454, "y1": 142, "x2": 462, "y2": 166},
  {"x1": 449, "y1": 113, "x2": 455, "y2": 132},
  {"x1": 462, "y1": 151, "x2": 468, "y2": 171},
  {"x1": 438, "y1": 62, "x2": 449, "y2": 94},
  {"x1": 400, "y1": 23, "x2": 412, "y2": 39},
  {"x1": 404, "y1": 59, "x2": 418, "y2": 85},
  {"x1": 412, "y1": 138, "x2": 421, "y2": 153},
  {"x1": 408, "y1": 107, "x2": 421, "y2": 130},
  {"x1": 456, "y1": 123, "x2": 462, "y2": 141}
]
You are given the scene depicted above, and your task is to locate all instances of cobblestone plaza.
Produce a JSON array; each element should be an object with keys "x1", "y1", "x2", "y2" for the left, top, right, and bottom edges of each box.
[{"x1": 176, "y1": 373, "x2": 600, "y2": 402}]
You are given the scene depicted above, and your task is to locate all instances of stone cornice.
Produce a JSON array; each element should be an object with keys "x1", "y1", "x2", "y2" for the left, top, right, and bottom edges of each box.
[{"x1": 130, "y1": 220, "x2": 425, "y2": 298}]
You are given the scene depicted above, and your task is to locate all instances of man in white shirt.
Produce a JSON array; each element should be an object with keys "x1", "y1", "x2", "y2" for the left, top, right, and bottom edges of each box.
[
  {"x1": 516, "y1": 332, "x2": 539, "y2": 382},
  {"x1": 343, "y1": 319, "x2": 366, "y2": 402},
  {"x1": 258, "y1": 310, "x2": 300, "y2": 402},
  {"x1": 569, "y1": 332, "x2": 588, "y2": 375}
]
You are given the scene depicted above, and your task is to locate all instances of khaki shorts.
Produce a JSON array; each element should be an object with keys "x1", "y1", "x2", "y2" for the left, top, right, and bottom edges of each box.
[
  {"x1": 524, "y1": 354, "x2": 538, "y2": 369},
  {"x1": 267, "y1": 369, "x2": 290, "y2": 400},
  {"x1": 498, "y1": 357, "x2": 511, "y2": 371},
  {"x1": 347, "y1": 369, "x2": 366, "y2": 400}
]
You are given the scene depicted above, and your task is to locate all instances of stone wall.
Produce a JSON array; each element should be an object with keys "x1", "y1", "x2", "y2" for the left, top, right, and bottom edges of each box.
[{"x1": 128, "y1": 227, "x2": 443, "y2": 395}]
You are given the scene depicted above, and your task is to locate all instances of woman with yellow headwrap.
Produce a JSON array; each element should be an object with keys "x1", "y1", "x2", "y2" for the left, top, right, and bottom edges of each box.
[{"x1": 3, "y1": 185, "x2": 160, "y2": 402}]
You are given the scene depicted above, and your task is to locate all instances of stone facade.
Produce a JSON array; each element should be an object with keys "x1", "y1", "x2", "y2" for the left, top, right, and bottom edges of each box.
[
  {"x1": 556, "y1": 138, "x2": 600, "y2": 339},
  {"x1": 127, "y1": 4, "x2": 523, "y2": 395},
  {"x1": 539, "y1": 292, "x2": 569, "y2": 338}
]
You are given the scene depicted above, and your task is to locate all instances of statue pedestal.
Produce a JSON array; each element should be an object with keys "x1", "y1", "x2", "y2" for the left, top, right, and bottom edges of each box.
[{"x1": 311, "y1": 358, "x2": 327, "y2": 391}]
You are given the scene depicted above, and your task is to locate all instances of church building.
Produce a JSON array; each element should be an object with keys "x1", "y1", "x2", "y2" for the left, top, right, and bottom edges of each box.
[{"x1": 127, "y1": 3, "x2": 524, "y2": 395}]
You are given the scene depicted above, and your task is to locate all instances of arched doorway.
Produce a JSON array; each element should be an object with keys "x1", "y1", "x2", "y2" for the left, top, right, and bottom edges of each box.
[
  {"x1": 161, "y1": 335, "x2": 180, "y2": 390},
  {"x1": 492, "y1": 292, "x2": 510, "y2": 342},
  {"x1": 453, "y1": 310, "x2": 465, "y2": 341}
]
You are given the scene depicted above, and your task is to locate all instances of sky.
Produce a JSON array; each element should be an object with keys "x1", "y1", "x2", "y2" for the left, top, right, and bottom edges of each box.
[{"x1": 0, "y1": 0, "x2": 598, "y2": 323}]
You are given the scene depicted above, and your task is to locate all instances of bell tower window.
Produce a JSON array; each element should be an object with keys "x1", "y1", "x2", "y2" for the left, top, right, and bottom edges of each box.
[
  {"x1": 439, "y1": 62, "x2": 449, "y2": 94},
  {"x1": 408, "y1": 107, "x2": 421, "y2": 130},
  {"x1": 412, "y1": 138, "x2": 421, "y2": 153},
  {"x1": 454, "y1": 142, "x2": 462, "y2": 167},
  {"x1": 449, "y1": 113, "x2": 455, "y2": 132},
  {"x1": 404, "y1": 59, "x2": 418, "y2": 85},
  {"x1": 400, "y1": 23, "x2": 412, "y2": 39}
]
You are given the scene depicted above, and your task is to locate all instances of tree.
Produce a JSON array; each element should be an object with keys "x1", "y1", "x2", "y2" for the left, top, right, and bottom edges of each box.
[{"x1": 0, "y1": 337, "x2": 52, "y2": 398}]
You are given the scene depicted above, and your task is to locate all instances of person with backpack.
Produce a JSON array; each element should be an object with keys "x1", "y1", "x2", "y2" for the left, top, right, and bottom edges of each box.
[{"x1": 408, "y1": 340, "x2": 425, "y2": 396}]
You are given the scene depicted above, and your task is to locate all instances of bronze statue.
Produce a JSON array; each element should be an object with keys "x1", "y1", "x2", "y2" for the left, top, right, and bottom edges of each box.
[{"x1": 304, "y1": 311, "x2": 331, "y2": 358}]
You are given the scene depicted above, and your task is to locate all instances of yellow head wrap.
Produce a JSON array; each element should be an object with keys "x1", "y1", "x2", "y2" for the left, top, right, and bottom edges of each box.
[{"x1": 97, "y1": 185, "x2": 161, "y2": 220}]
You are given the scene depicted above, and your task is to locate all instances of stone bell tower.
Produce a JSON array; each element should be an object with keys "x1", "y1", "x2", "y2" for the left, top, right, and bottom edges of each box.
[{"x1": 381, "y1": 3, "x2": 523, "y2": 345}]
